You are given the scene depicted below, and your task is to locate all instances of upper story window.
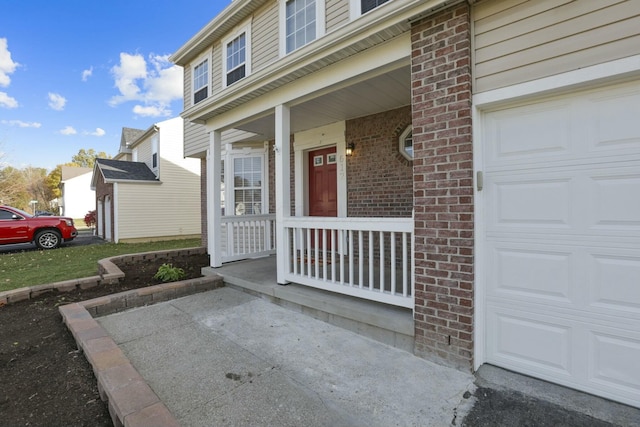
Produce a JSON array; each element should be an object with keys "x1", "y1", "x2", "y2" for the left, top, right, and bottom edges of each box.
[
  {"x1": 399, "y1": 125, "x2": 413, "y2": 160},
  {"x1": 192, "y1": 57, "x2": 209, "y2": 104},
  {"x1": 280, "y1": 0, "x2": 324, "y2": 55},
  {"x1": 350, "y1": 0, "x2": 389, "y2": 19},
  {"x1": 226, "y1": 34, "x2": 246, "y2": 86},
  {"x1": 151, "y1": 136, "x2": 159, "y2": 175},
  {"x1": 361, "y1": 0, "x2": 389, "y2": 14},
  {"x1": 223, "y1": 23, "x2": 252, "y2": 88}
]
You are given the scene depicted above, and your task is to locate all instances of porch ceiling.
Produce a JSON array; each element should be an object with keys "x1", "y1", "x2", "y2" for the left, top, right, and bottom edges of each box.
[{"x1": 230, "y1": 65, "x2": 411, "y2": 141}]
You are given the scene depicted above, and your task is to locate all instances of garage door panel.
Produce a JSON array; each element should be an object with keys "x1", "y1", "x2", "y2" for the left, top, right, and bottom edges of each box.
[
  {"x1": 590, "y1": 330, "x2": 640, "y2": 395},
  {"x1": 492, "y1": 178, "x2": 571, "y2": 228},
  {"x1": 589, "y1": 172, "x2": 640, "y2": 231},
  {"x1": 589, "y1": 88, "x2": 640, "y2": 152},
  {"x1": 488, "y1": 308, "x2": 573, "y2": 375},
  {"x1": 589, "y1": 253, "x2": 640, "y2": 315},
  {"x1": 485, "y1": 102, "x2": 571, "y2": 165},
  {"x1": 492, "y1": 245, "x2": 572, "y2": 303}
]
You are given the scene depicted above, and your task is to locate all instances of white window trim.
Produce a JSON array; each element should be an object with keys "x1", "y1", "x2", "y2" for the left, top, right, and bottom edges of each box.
[
  {"x1": 151, "y1": 135, "x2": 159, "y2": 176},
  {"x1": 191, "y1": 50, "x2": 211, "y2": 105},
  {"x1": 221, "y1": 21, "x2": 252, "y2": 89},
  {"x1": 399, "y1": 125, "x2": 413, "y2": 161},
  {"x1": 223, "y1": 143, "x2": 268, "y2": 216},
  {"x1": 279, "y1": 0, "x2": 326, "y2": 57}
]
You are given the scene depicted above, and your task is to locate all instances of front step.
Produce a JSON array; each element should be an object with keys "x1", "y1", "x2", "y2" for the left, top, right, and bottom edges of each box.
[{"x1": 204, "y1": 264, "x2": 414, "y2": 352}]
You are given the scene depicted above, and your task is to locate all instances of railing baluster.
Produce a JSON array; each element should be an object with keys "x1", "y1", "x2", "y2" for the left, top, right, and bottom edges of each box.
[
  {"x1": 391, "y1": 231, "x2": 396, "y2": 295},
  {"x1": 306, "y1": 228, "x2": 312, "y2": 278},
  {"x1": 348, "y1": 230, "x2": 354, "y2": 287},
  {"x1": 339, "y1": 229, "x2": 345, "y2": 285},
  {"x1": 402, "y1": 232, "x2": 408, "y2": 297},
  {"x1": 358, "y1": 230, "x2": 364, "y2": 288},
  {"x1": 331, "y1": 229, "x2": 336, "y2": 282},
  {"x1": 322, "y1": 229, "x2": 327, "y2": 281},
  {"x1": 292, "y1": 225, "x2": 298, "y2": 275},
  {"x1": 368, "y1": 230, "x2": 374, "y2": 290},
  {"x1": 314, "y1": 228, "x2": 319, "y2": 279},
  {"x1": 379, "y1": 231, "x2": 384, "y2": 292}
]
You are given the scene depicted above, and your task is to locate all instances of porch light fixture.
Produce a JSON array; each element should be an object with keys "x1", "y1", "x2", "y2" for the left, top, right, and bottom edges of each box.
[{"x1": 346, "y1": 142, "x2": 355, "y2": 156}]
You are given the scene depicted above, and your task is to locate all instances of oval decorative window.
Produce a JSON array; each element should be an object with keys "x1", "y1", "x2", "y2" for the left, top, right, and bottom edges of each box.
[{"x1": 399, "y1": 125, "x2": 413, "y2": 160}]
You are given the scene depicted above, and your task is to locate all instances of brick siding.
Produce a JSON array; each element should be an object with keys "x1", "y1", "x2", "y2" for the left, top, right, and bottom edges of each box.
[
  {"x1": 346, "y1": 106, "x2": 413, "y2": 218},
  {"x1": 410, "y1": 4, "x2": 474, "y2": 370}
]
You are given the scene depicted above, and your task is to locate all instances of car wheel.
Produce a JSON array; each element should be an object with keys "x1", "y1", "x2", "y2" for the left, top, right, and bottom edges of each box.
[{"x1": 35, "y1": 229, "x2": 62, "y2": 250}]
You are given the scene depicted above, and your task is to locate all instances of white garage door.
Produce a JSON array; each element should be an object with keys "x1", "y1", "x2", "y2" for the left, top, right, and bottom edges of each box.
[{"x1": 482, "y1": 80, "x2": 640, "y2": 408}]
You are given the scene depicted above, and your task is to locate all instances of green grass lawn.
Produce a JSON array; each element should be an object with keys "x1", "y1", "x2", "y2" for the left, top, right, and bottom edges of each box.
[{"x1": 0, "y1": 238, "x2": 202, "y2": 292}]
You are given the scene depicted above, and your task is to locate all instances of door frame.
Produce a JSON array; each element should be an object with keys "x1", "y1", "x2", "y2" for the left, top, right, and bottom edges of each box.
[{"x1": 293, "y1": 122, "x2": 347, "y2": 217}]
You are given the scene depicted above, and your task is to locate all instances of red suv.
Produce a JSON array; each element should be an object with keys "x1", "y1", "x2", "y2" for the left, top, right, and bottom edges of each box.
[{"x1": 0, "y1": 205, "x2": 78, "y2": 249}]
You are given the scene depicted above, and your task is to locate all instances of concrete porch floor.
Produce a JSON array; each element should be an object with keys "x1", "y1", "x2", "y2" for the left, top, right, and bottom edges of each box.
[{"x1": 203, "y1": 255, "x2": 415, "y2": 352}]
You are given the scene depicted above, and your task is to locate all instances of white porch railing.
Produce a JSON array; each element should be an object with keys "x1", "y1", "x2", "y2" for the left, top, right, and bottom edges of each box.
[
  {"x1": 221, "y1": 214, "x2": 276, "y2": 263},
  {"x1": 282, "y1": 216, "x2": 414, "y2": 308}
]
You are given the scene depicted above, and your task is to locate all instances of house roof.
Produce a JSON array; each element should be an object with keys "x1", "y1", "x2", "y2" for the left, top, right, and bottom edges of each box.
[
  {"x1": 61, "y1": 166, "x2": 93, "y2": 181},
  {"x1": 121, "y1": 127, "x2": 146, "y2": 147},
  {"x1": 94, "y1": 158, "x2": 158, "y2": 183}
]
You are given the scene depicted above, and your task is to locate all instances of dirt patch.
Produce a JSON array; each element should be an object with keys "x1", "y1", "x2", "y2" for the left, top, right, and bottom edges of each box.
[{"x1": 0, "y1": 252, "x2": 209, "y2": 427}]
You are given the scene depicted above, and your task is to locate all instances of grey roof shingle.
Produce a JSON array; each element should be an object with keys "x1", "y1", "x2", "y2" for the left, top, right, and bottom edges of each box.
[
  {"x1": 95, "y1": 158, "x2": 158, "y2": 182},
  {"x1": 120, "y1": 127, "x2": 146, "y2": 147}
]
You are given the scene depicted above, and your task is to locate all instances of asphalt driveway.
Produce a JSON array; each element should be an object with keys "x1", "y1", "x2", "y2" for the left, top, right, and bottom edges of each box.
[{"x1": 0, "y1": 229, "x2": 104, "y2": 254}]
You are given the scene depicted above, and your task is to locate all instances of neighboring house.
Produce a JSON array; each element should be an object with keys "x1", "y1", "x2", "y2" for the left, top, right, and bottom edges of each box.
[
  {"x1": 59, "y1": 166, "x2": 94, "y2": 218},
  {"x1": 113, "y1": 127, "x2": 146, "y2": 161},
  {"x1": 91, "y1": 117, "x2": 201, "y2": 243},
  {"x1": 170, "y1": 0, "x2": 640, "y2": 408}
]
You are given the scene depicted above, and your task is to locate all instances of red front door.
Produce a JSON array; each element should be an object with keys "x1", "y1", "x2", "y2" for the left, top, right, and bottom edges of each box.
[{"x1": 308, "y1": 147, "x2": 337, "y2": 217}]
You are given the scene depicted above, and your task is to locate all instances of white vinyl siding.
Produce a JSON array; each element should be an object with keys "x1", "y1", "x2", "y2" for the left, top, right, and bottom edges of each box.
[
  {"x1": 183, "y1": 66, "x2": 192, "y2": 109},
  {"x1": 326, "y1": 0, "x2": 349, "y2": 32},
  {"x1": 253, "y1": 1, "x2": 279, "y2": 71},
  {"x1": 136, "y1": 138, "x2": 153, "y2": 169},
  {"x1": 473, "y1": 0, "x2": 640, "y2": 93},
  {"x1": 184, "y1": 121, "x2": 209, "y2": 158}
]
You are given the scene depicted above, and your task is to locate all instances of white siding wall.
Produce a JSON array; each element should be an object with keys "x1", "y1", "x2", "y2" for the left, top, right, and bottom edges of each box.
[
  {"x1": 327, "y1": 0, "x2": 349, "y2": 32},
  {"x1": 473, "y1": 0, "x2": 640, "y2": 93},
  {"x1": 158, "y1": 117, "x2": 201, "y2": 175},
  {"x1": 253, "y1": 1, "x2": 279, "y2": 71},
  {"x1": 62, "y1": 173, "x2": 95, "y2": 218},
  {"x1": 116, "y1": 178, "x2": 201, "y2": 241}
]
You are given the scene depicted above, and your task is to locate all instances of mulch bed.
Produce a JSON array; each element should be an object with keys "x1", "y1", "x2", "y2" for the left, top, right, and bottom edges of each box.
[{"x1": 0, "y1": 252, "x2": 209, "y2": 427}]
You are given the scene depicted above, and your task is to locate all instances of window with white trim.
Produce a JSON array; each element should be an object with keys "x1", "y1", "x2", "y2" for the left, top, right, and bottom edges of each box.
[
  {"x1": 226, "y1": 34, "x2": 246, "y2": 86},
  {"x1": 399, "y1": 125, "x2": 413, "y2": 160},
  {"x1": 232, "y1": 156, "x2": 263, "y2": 215},
  {"x1": 192, "y1": 56, "x2": 209, "y2": 104},
  {"x1": 281, "y1": 0, "x2": 324, "y2": 55}
]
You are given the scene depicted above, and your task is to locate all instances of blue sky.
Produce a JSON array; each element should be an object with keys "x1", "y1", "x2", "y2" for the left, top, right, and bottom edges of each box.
[{"x1": 0, "y1": 0, "x2": 227, "y2": 170}]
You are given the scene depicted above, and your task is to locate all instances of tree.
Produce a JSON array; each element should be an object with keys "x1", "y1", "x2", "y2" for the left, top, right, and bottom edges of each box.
[
  {"x1": 0, "y1": 166, "x2": 29, "y2": 208},
  {"x1": 71, "y1": 148, "x2": 111, "y2": 168}
]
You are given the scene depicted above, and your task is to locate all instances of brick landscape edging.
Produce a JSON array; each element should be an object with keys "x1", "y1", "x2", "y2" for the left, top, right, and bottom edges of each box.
[{"x1": 0, "y1": 246, "x2": 208, "y2": 307}]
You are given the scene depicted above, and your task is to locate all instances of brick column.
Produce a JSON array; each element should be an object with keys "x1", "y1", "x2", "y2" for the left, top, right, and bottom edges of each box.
[{"x1": 411, "y1": 4, "x2": 474, "y2": 370}]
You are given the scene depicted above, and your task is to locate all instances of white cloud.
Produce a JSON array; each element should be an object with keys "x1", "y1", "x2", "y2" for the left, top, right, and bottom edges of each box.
[
  {"x1": 0, "y1": 91, "x2": 18, "y2": 108},
  {"x1": 132, "y1": 104, "x2": 171, "y2": 117},
  {"x1": 48, "y1": 92, "x2": 67, "y2": 111},
  {"x1": 0, "y1": 38, "x2": 19, "y2": 88},
  {"x1": 85, "y1": 127, "x2": 105, "y2": 137},
  {"x1": 109, "y1": 52, "x2": 183, "y2": 118},
  {"x1": 1, "y1": 119, "x2": 41, "y2": 128},
  {"x1": 81, "y1": 67, "x2": 93, "y2": 82},
  {"x1": 59, "y1": 126, "x2": 77, "y2": 135}
]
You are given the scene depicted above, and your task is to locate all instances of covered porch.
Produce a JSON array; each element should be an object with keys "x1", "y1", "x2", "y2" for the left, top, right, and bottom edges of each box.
[{"x1": 201, "y1": 35, "x2": 415, "y2": 311}]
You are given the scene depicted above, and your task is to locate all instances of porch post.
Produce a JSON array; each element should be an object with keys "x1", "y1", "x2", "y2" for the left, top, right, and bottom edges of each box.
[
  {"x1": 275, "y1": 104, "x2": 291, "y2": 284},
  {"x1": 207, "y1": 130, "x2": 223, "y2": 267}
]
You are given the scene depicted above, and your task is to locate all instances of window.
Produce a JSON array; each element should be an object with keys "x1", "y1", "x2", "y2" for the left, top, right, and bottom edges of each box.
[
  {"x1": 281, "y1": 0, "x2": 324, "y2": 55},
  {"x1": 222, "y1": 24, "x2": 252, "y2": 88},
  {"x1": 152, "y1": 153, "x2": 158, "y2": 169},
  {"x1": 399, "y1": 125, "x2": 413, "y2": 160},
  {"x1": 151, "y1": 135, "x2": 159, "y2": 174},
  {"x1": 193, "y1": 57, "x2": 209, "y2": 104},
  {"x1": 226, "y1": 33, "x2": 246, "y2": 86},
  {"x1": 361, "y1": 0, "x2": 389, "y2": 14},
  {"x1": 233, "y1": 157, "x2": 262, "y2": 215}
]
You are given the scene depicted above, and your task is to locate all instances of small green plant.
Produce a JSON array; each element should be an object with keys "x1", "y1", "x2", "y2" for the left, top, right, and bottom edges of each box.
[{"x1": 153, "y1": 263, "x2": 186, "y2": 282}]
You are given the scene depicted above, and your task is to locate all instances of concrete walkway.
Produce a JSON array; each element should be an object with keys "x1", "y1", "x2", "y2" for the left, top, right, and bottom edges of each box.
[{"x1": 97, "y1": 287, "x2": 476, "y2": 427}]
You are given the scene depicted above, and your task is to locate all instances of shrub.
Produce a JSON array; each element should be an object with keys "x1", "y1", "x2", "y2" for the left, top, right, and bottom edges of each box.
[
  {"x1": 153, "y1": 263, "x2": 186, "y2": 282},
  {"x1": 84, "y1": 210, "x2": 96, "y2": 228}
]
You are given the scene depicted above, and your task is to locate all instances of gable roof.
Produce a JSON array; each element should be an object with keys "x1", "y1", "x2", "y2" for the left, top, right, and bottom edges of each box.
[
  {"x1": 93, "y1": 158, "x2": 159, "y2": 184},
  {"x1": 121, "y1": 127, "x2": 146, "y2": 147}
]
